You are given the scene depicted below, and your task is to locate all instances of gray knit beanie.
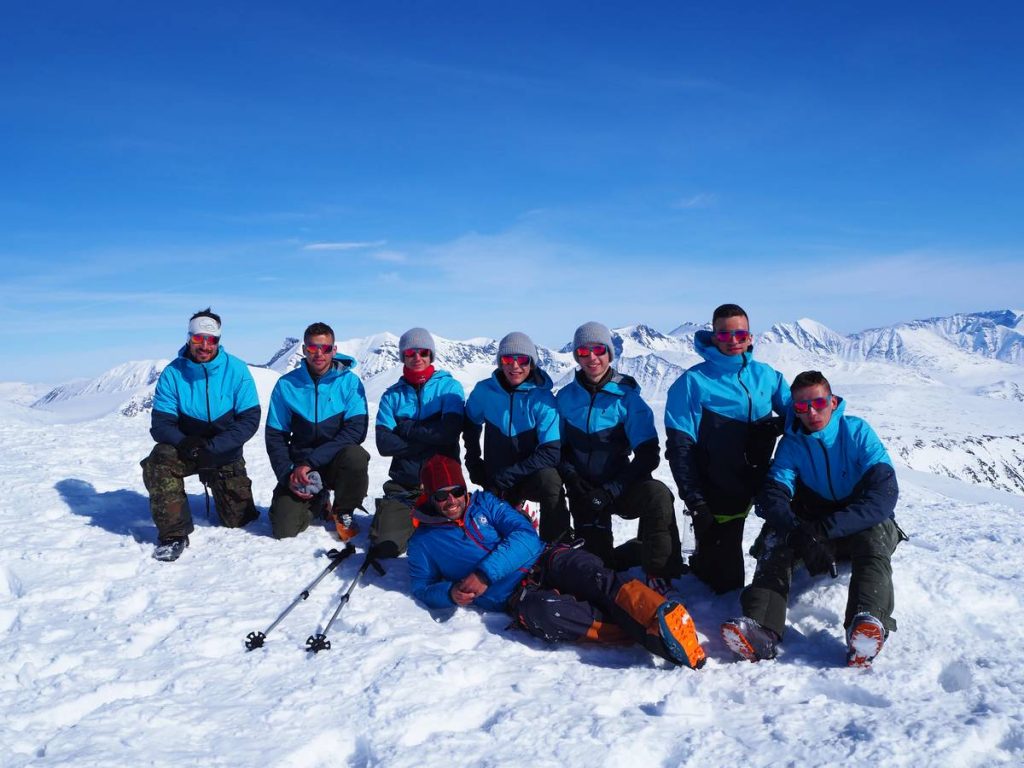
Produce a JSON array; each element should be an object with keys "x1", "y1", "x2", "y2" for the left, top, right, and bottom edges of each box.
[
  {"x1": 572, "y1": 321, "x2": 615, "y2": 361},
  {"x1": 496, "y1": 331, "x2": 537, "y2": 366},
  {"x1": 398, "y1": 327, "x2": 435, "y2": 361}
]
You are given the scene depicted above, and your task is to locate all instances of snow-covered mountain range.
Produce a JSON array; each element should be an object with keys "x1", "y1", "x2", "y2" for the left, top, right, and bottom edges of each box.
[{"x1": 23, "y1": 309, "x2": 1024, "y2": 494}]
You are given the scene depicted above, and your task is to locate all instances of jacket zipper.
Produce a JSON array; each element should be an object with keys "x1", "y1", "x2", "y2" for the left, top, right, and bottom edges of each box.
[
  {"x1": 737, "y1": 356, "x2": 753, "y2": 423},
  {"x1": 203, "y1": 367, "x2": 211, "y2": 424},
  {"x1": 817, "y1": 442, "x2": 838, "y2": 500}
]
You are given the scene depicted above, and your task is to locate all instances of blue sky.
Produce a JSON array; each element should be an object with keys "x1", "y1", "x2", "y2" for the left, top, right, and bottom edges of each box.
[{"x1": 2, "y1": 1, "x2": 1022, "y2": 383}]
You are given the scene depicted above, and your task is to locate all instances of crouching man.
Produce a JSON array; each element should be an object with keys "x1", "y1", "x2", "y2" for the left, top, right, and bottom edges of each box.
[
  {"x1": 142, "y1": 308, "x2": 260, "y2": 562},
  {"x1": 407, "y1": 455, "x2": 706, "y2": 669},
  {"x1": 721, "y1": 371, "x2": 904, "y2": 667}
]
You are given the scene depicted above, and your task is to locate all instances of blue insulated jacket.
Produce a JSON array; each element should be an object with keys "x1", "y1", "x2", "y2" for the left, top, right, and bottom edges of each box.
[
  {"x1": 556, "y1": 370, "x2": 660, "y2": 499},
  {"x1": 151, "y1": 346, "x2": 261, "y2": 465},
  {"x1": 463, "y1": 368, "x2": 561, "y2": 491},
  {"x1": 265, "y1": 354, "x2": 368, "y2": 480},
  {"x1": 756, "y1": 397, "x2": 898, "y2": 539},
  {"x1": 376, "y1": 370, "x2": 466, "y2": 487},
  {"x1": 407, "y1": 490, "x2": 544, "y2": 611},
  {"x1": 665, "y1": 331, "x2": 790, "y2": 507}
]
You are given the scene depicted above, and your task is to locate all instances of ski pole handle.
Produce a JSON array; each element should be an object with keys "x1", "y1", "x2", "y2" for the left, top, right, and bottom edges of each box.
[{"x1": 829, "y1": 561, "x2": 838, "y2": 579}]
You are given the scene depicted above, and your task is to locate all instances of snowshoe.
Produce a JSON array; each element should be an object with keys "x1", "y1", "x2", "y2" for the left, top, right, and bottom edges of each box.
[
  {"x1": 721, "y1": 617, "x2": 779, "y2": 662},
  {"x1": 846, "y1": 613, "x2": 886, "y2": 668},
  {"x1": 153, "y1": 536, "x2": 189, "y2": 562}
]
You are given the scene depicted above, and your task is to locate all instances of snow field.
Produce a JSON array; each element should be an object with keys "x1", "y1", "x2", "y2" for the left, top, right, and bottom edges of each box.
[{"x1": 1, "y1": 404, "x2": 1023, "y2": 766}]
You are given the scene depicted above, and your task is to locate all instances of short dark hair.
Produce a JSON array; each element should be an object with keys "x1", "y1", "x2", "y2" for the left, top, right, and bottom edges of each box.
[
  {"x1": 304, "y1": 322, "x2": 335, "y2": 344},
  {"x1": 712, "y1": 303, "x2": 748, "y2": 324},
  {"x1": 791, "y1": 370, "x2": 832, "y2": 395},
  {"x1": 190, "y1": 307, "x2": 221, "y2": 326}
]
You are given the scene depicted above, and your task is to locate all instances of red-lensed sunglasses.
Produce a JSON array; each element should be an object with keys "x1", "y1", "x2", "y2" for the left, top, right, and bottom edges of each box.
[
  {"x1": 403, "y1": 348, "x2": 432, "y2": 359},
  {"x1": 500, "y1": 354, "x2": 531, "y2": 366},
  {"x1": 304, "y1": 343, "x2": 334, "y2": 355},
  {"x1": 575, "y1": 344, "x2": 608, "y2": 357},
  {"x1": 189, "y1": 334, "x2": 220, "y2": 345},
  {"x1": 713, "y1": 330, "x2": 751, "y2": 343},
  {"x1": 793, "y1": 396, "x2": 832, "y2": 414},
  {"x1": 431, "y1": 485, "x2": 467, "y2": 502}
]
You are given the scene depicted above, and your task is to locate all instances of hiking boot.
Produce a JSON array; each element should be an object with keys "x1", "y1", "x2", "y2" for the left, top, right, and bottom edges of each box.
[
  {"x1": 721, "y1": 616, "x2": 779, "y2": 662},
  {"x1": 153, "y1": 536, "x2": 189, "y2": 562},
  {"x1": 656, "y1": 600, "x2": 706, "y2": 669},
  {"x1": 846, "y1": 613, "x2": 886, "y2": 668},
  {"x1": 330, "y1": 509, "x2": 360, "y2": 542}
]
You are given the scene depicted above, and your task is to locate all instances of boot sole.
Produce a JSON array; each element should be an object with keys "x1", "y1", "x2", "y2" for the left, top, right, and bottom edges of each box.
[
  {"x1": 847, "y1": 620, "x2": 885, "y2": 668},
  {"x1": 658, "y1": 602, "x2": 706, "y2": 669},
  {"x1": 720, "y1": 622, "x2": 760, "y2": 662}
]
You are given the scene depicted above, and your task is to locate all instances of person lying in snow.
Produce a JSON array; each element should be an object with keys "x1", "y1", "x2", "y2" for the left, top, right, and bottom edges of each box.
[
  {"x1": 721, "y1": 370, "x2": 905, "y2": 667},
  {"x1": 406, "y1": 454, "x2": 706, "y2": 669}
]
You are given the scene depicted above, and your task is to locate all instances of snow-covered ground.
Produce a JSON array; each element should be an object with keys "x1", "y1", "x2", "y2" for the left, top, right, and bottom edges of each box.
[{"x1": 2, "y1": 380, "x2": 1024, "y2": 766}]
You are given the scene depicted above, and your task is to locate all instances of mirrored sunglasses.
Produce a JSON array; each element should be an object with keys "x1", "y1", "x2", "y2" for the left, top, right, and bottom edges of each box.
[
  {"x1": 575, "y1": 344, "x2": 608, "y2": 357},
  {"x1": 793, "y1": 397, "x2": 832, "y2": 414}
]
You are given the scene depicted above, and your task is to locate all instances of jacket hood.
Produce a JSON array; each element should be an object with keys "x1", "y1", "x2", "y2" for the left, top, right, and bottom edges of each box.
[
  {"x1": 175, "y1": 344, "x2": 231, "y2": 378},
  {"x1": 784, "y1": 395, "x2": 847, "y2": 445},
  {"x1": 489, "y1": 366, "x2": 553, "y2": 392},
  {"x1": 694, "y1": 329, "x2": 756, "y2": 371}
]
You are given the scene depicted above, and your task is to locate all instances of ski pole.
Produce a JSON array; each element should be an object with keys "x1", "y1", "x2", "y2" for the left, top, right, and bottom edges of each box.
[
  {"x1": 306, "y1": 554, "x2": 387, "y2": 653},
  {"x1": 245, "y1": 545, "x2": 356, "y2": 650}
]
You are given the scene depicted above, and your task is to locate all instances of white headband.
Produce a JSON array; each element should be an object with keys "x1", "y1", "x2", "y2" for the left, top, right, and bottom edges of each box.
[{"x1": 188, "y1": 316, "x2": 222, "y2": 338}]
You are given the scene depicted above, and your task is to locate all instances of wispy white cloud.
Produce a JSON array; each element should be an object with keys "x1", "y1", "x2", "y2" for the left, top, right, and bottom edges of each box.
[{"x1": 303, "y1": 240, "x2": 387, "y2": 251}]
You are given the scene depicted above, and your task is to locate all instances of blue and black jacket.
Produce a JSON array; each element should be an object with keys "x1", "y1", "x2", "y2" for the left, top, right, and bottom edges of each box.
[
  {"x1": 265, "y1": 354, "x2": 368, "y2": 481},
  {"x1": 376, "y1": 370, "x2": 466, "y2": 487},
  {"x1": 151, "y1": 346, "x2": 261, "y2": 466},
  {"x1": 463, "y1": 368, "x2": 561, "y2": 491},
  {"x1": 407, "y1": 490, "x2": 544, "y2": 611},
  {"x1": 665, "y1": 331, "x2": 790, "y2": 515},
  {"x1": 556, "y1": 369, "x2": 660, "y2": 499},
  {"x1": 756, "y1": 398, "x2": 899, "y2": 539}
]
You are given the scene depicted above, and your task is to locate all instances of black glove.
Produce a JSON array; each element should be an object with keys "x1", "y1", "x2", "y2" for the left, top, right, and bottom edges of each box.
[
  {"x1": 587, "y1": 488, "x2": 613, "y2": 513},
  {"x1": 745, "y1": 416, "x2": 785, "y2": 470},
  {"x1": 687, "y1": 501, "x2": 714, "y2": 538},
  {"x1": 177, "y1": 435, "x2": 208, "y2": 463},
  {"x1": 563, "y1": 473, "x2": 592, "y2": 499},
  {"x1": 197, "y1": 466, "x2": 219, "y2": 486},
  {"x1": 788, "y1": 520, "x2": 835, "y2": 576}
]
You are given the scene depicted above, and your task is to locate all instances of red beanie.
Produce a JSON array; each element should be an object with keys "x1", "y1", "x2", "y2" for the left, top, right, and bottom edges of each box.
[{"x1": 419, "y1": 455, "x2": 466, "y2": 496}]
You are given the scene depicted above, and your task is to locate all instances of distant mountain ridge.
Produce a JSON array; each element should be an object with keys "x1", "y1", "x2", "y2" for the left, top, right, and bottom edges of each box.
[{"x1": 760, "y1": 309, "x2": 1024, "y2": 365}]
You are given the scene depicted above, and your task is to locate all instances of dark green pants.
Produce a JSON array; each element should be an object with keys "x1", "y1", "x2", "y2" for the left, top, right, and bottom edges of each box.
[
  {"x1": 269, "y1": 444, "x2": 370, "y2": 539},
  {"x1": 740, "y1": 518, "x2": 901, "y2": 638},
  {"x1": 369, "y1": 480, "x2": 420, "y2": 557},
  {"x1": 141, "y1": 443, "x2": 257, "y2": 540},
  {"x1": 571, "y1": 479, "x2": 684, "y2": 578}
]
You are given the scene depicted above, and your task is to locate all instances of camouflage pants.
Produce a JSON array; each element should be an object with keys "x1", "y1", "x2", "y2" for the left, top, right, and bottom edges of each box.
[
  {"x1": 141, "y1": 443, "x2": 258, "y2": 540},
  {"x1": 740, "y1": 518, "x2": 901, "y2": 638}
]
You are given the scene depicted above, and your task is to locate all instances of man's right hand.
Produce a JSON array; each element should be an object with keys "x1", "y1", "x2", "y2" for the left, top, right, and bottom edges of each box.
[
  {"x1": 289, "y1": 465, "x2": 315, "y2": 499},
  {"x1": 788, "y1": 520, "x2": 835, "y2": 576},
  {"x1": 687, "y1": 502, "x2": 714, "y2": 538},
  {"x1": 177, "y1": 435, "x2": 208, "y2": 463}
]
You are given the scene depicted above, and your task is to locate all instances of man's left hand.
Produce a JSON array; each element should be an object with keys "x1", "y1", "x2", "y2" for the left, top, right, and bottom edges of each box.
[{"x1": 451, "y1": 572, "x2": 489, "y2": 605}]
